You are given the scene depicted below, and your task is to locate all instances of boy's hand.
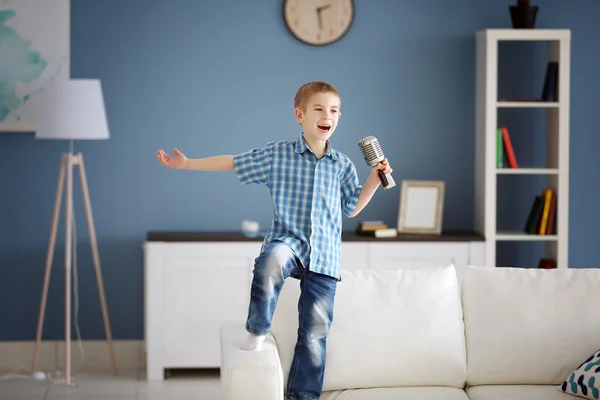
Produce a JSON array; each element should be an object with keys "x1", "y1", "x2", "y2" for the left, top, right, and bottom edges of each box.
[
  {"x1": 370, "y1": 158, "x2": 393, "y2": 179},
  {"x1": 157, "y1": 148, "x2": 188, "y2": 169}
]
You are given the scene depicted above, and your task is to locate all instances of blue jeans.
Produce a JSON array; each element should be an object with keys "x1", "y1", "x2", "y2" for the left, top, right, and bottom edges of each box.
[{"x1": 245, "y1": 240, "x2": 337, "y2": 400}]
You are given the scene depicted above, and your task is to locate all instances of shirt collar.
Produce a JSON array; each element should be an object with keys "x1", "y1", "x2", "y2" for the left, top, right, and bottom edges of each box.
[{"x1": 295, "y1": 133, "x2": 339, "y2": 161}]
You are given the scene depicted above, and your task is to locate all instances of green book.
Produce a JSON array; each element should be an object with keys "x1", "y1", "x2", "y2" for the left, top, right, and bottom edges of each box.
[
  {"x1": 524, "y1": 196, "x2": 544, "y2": 234},
  {"x1": 496, "y1": 128, "x2": 503, "y2": 168}
]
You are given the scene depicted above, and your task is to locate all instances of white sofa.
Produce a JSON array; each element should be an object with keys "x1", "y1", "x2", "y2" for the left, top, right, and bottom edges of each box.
[{"x1": 220, "y1": 265, "x2": 600, "y2": 400}]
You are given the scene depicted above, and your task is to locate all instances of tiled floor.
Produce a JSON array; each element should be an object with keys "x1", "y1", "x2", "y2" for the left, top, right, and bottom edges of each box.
[{"x1": 0, "y1": 367, "x2": 221, "y2": 400}]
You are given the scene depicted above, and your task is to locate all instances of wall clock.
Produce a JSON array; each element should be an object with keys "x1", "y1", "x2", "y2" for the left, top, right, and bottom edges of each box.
[{"x1": 283, "y1": 0, "x2": 354, "y2": 46}]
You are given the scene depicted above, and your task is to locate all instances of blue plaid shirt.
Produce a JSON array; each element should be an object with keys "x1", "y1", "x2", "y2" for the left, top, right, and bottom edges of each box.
[{"x1": 233, "y1": 134, "x2": 362, "y2": 280}]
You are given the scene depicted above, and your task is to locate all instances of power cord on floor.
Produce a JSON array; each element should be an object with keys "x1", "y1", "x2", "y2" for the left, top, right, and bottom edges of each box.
[{"x1": 1, "y1": 185, "x2": 87, "y2": 387}]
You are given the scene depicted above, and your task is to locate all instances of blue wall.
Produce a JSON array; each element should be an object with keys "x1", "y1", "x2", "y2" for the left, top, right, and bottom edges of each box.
[{"x1": 1, "y1": 0, "x2": 598, "y2": 340}]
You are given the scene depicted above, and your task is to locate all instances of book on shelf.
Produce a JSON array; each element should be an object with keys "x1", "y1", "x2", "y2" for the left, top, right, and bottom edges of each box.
[
  {"x1": 356, "y1": 228, "x2": 398, "y2": 238},
  {"x1": 496, "y1": 127, "x2": 518, "y2": 168},
  {"x1": 541, "y1": 61, "x2": 558, "y2": 102},
  {"x1": 523, "y1": 188, "x2": 557, "y2": 235},
  {"x1": 358, "y1": 221, "x2": 388, "y2": 231},
  {"x1": 356, "y1": 221, "x2": 398, "y2": 238},
  {"x1": 496, "y1": 127, "x2": 503, "y2": 168}
]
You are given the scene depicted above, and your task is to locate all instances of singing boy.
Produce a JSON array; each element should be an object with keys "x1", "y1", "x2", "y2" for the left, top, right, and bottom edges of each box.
[{"x1": 157, "y1": 81, "x2": 392, "y2": 399}]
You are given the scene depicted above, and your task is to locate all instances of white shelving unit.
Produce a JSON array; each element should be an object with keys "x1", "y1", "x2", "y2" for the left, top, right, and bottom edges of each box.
[{"x1": 474, "y1": 29, "x2": 570, "y2": 268}]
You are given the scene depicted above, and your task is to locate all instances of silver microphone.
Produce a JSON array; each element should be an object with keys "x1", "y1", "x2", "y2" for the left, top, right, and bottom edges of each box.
[{"x1": 358, "y1": 136, "x2": 396, "y2": 190}]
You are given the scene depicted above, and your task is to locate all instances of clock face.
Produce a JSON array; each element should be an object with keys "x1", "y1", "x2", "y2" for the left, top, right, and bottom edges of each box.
[{"x1": 284, "y1": 0, "x2": 354, "y2": 46}]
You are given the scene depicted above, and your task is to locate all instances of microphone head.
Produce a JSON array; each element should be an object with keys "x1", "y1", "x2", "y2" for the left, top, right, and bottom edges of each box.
[{"x1": 358, "y1": 136, "x2": 384, "y2": 167}]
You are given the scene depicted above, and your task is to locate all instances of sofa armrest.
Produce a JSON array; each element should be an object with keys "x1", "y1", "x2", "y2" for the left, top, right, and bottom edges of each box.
[{"x1": 220, "y1": 321, "x2": 284, "y2": 400}]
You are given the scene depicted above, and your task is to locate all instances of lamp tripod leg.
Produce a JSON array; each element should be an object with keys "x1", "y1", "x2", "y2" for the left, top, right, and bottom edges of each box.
[
  {"x1": 65, "y1": 154, "x2": 74, "y2": 385},
  {"x1": 77, "y1": 153, "x2": 117, "y2": 375},
  {"x1": 32, "y1": 155, "x2": 67, "y2": 372}
]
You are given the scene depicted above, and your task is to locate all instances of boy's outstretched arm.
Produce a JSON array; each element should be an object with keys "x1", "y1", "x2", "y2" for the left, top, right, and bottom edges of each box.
[
  {"x1": 348, "y1": 158, "x2": 393, "y2": 218},
  {"x1": 157, "y1": 149, "x2": 234, "y2": 171}
]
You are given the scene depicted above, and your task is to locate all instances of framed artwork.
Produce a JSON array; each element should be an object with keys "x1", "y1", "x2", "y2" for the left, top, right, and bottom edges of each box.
[
  {"x1": 397, "y1": 180, "x2": 445, "y2": 235},
  {"x1": 0, "y1": 0, "x2": 70, "y2": 132}
]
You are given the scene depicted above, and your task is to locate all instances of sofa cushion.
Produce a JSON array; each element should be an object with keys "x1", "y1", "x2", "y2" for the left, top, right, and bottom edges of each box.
[
  {"x1": 322, "y1": 386, "x2": 470, "y2": 400},
  {"x1": 558, "y1": 348, "x2": 600, "y2": 399},
  {"x1": 462, "y1": 266, "x2": 600, "y2": 386},
  {"x1": 271, "y1": 265, "x2": 467, "y2": 392},
  {"x1": 467, "y1": 384, "x2": 576, "y2": 400}
]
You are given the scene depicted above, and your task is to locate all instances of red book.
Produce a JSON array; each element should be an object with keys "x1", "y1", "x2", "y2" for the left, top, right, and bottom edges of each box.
[
  {"x1": 501, "y1": 127, "x2": 518, "y2": 168},
  {"x1": 545, "y1": 190, "x2": 557, "y2": 234}
]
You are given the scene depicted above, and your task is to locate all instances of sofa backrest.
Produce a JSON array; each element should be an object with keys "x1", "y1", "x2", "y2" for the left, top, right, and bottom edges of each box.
[
  {"x1": 271, "y1": 265, "x2": 468, "y2": 392},
  {"x1": 462, "y1": 265, "x2": 600, "y2": 386}
]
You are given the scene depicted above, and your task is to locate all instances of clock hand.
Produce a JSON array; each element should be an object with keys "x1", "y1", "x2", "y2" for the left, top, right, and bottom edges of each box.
[
  {"x1": 316, "y1": 4, "x2": 331, "y2": 30},
  {"x1": 317, "y1": 9, "x2": 323, "y2": 29}
]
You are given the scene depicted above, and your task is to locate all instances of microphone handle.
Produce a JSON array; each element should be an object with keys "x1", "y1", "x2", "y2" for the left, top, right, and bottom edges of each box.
[{"x1": 377, "y1": 169, "x2": 396, "y2": 190}]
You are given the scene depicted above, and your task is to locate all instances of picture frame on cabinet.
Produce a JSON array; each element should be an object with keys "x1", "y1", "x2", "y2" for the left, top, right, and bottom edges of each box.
[{"x1": 397, "y1": 180, "x2": 445, "y2": 235}]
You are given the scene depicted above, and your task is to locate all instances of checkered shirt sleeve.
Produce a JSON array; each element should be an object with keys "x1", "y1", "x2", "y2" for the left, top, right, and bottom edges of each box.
[
  {"x1": 340, "y1": 160, "x2": 362, "y2": 217},
  {"x1": 233, "y1": 143, "x2": 274, "y2": 186}
]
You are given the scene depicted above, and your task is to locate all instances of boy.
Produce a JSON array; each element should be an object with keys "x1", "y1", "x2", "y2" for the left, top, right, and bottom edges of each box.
[{"x1": 156, "y1": 81, "x2": 392, "y2": 399}]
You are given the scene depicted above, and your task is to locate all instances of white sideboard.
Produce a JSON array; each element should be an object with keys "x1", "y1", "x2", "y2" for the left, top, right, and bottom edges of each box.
[{"x1": 143, "y1": 231, "x2": 485, "y2": 380}]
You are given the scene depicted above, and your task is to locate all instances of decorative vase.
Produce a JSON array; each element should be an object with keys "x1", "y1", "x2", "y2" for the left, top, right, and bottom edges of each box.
[
  {"x1": 538, "y1": 258, "x2": 557, "y2": 269},
  {"x1": 509, "y1": 5, "x2": 538, "y2": 29}
]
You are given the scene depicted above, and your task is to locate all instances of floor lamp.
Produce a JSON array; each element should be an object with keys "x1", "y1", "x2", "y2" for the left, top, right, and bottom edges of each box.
[{"x1": 30, "y1": 79, "x2": 117, "y2": 385}]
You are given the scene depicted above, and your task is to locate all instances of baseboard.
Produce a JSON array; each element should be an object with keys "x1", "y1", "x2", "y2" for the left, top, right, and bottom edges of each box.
[{"x1": 0, "y1": 340, "x2": 144, "y2": 371}]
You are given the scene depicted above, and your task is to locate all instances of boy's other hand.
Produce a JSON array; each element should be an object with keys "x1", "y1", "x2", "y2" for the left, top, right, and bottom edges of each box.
[
  {"x1": 370, "y1": 157, "x2": 393, "y2": 178},
  {"x1": 157, "y1": 148, "x2": 188, "y2": 169}
]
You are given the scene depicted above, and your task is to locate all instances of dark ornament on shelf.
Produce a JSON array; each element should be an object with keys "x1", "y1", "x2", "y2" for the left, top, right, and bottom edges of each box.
[{"x1": 510, "y1": 0, "x2": 538, "y2": 29}]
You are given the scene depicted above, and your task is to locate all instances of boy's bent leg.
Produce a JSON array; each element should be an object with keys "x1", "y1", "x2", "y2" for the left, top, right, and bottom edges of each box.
[
  {"x1": 286, "y1": 270, "x2": 337, "y2": 400},
  {"x1": 244, "y1": 241, "x2": 299, "y2": 351}
]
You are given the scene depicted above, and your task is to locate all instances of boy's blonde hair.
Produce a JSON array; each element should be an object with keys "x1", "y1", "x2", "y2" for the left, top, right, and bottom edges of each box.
[{"x1": 294, "y1": 81, "x2": 340, "y2": 112}]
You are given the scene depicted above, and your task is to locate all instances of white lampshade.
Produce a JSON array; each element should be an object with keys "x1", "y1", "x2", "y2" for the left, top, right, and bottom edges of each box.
[{"x1": 33, "y1": 79, "x2": 109, "y2": 140}]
